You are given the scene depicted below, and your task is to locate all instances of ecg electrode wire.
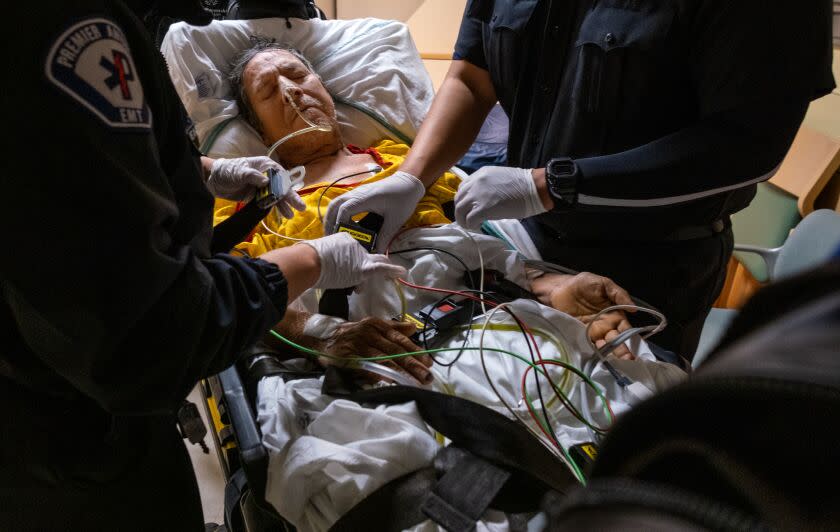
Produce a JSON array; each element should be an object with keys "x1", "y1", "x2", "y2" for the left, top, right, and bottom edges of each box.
[
  {"x1": 388, "y1": 247, "x2": 478, "y2": 289},
  {"x1": 268, "y1": 325, "x2": 613, "y2": 479},
  {"x1": 452, "y1": 225, "x2": 487, "y2": 314},
  {"x1": 267, "y1": 328, "x2": 610, "y2": 419},
  {"x1": 388, "y1": 245, "x2": 479, "y2": 358},
  {"x1": 580, "y1": 358, "x2": 601, "y2": 444},
  {"x1": 477, "y1": 303, "x2": 553, "y2": 440},
  {"x1": 477, "y1": 303, "x2": 563, "y2": 458},
  {"x1": 521, "y1": 361, "x2": 588, "y2": 484},
  {"x1": 386, "y1": 240, "x2": 609, "y2": 429},
  {"x1": 503, "y1": 302, "x2": 614, "y2": 430},
  {"x1": 315, "y1": 170, "x2": 380, "y2": 224},
  {"x1": 475, "y1": 303, "x2": 600, "y2": 483},
  {"x1": 380, "y1": 226, "x2": 614, "y2": 435},
  {"x1": 260, "y1": 220, "x2": 306, "y2": 242},
  {"x1": 419, "y1": 290, "x2": 492, "y2": 368},
  {"x1": 256, "y1": 169, "x2": 380, "y2": 244},
  {"x1": 512, "y1": 305, "x2": 562, "y2": 452},
  {"x1": 459, "y1": 322, "x2": 575, "y2": 396}
]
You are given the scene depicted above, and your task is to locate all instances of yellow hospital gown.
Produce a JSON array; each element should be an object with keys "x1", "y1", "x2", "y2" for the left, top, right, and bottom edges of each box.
[{"x1": 213, "y1": 140, "x2": 461, "y2": 257}]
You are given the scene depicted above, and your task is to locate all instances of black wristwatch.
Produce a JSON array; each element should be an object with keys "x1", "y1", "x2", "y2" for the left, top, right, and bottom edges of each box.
[{"x1": 545, "y1": 157, "x2": 580, "y2": 208}]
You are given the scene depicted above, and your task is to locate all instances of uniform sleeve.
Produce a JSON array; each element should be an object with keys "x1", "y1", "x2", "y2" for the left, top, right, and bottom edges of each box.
[
  {"x1": 1, "y1": 151, "x2": 289, "y2": 416},
  {"x1": 567, "y1": 1, "x2": 835, "y2": 209},
  {"x1": 453, "y1": 1, "x2": 488, "y2": 69},
  {"x1": 0, "y1": 13, "x2": 290, "y2": 416}
]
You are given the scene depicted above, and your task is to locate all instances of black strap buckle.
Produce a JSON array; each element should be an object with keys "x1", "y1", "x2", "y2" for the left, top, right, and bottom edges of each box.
[{"x1": 422, "y1": 448, "x2": 512, "y2": 532}]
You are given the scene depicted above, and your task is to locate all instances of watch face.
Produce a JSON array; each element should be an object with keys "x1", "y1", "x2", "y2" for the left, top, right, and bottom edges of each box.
[
  {"x1": 546, "y1": 159, "x2": 577, "y2": 206},
  {"x1": 549, "y1": 159, "x2": 575, "y2": 177}
]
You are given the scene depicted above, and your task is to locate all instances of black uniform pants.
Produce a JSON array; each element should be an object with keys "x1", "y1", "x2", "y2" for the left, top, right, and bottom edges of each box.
[
  {"x1": 0, "y1": 382, "x2": 205, "y2": 531},
  {"x1": 525, "y1": 219, "x2": 734, "y2": 358}
]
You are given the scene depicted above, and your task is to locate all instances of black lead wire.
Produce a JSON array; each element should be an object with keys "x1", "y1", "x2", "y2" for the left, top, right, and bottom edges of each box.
[
  {"x1": 389, "y1": 245, "x2": 573, "y2": 440},
  {"x1": 315, "y1": 169, "x2": 383, "y2": 224},
  {"x1": 388, "y1": 246, "x2": 479, "y2": 366},
  {"x1": 387, "y1": 247, "x2": 478, "y2": 289},
  {"x1": 390, "y1": 246, "x2": 587, "y2": 434}
]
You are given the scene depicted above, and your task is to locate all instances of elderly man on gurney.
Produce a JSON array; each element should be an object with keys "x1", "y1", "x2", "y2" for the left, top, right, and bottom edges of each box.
[
  {"x1": 212, "y1": 38, "x2": 642, "y2": 384},
  {"x1": 159, "y1": 18, "x2": 688, "y2": 531}
]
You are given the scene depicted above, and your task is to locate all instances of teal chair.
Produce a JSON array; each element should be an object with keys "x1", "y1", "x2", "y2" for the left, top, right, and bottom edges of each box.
[
  {"x1": 694, "y1": 209, "x2": 840, "y2": 367},
  {"x1": 730, "y1": 183, "x2": 801, "y2": 282}
]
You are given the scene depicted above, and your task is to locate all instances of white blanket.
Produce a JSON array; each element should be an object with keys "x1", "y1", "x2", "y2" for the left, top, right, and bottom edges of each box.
[{"x1": 259, "y1": 226, "x2": 687, "y2": 531}]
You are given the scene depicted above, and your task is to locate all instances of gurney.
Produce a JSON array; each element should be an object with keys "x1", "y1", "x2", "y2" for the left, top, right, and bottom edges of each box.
[
  {"x1": 195, "y1": 224, "x2": 685, "y2": 531},
  {"x1": 161, "y1": 14, "x2": 686, "y2": 531}
]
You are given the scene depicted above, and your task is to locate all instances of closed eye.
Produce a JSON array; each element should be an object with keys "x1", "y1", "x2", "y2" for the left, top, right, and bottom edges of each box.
[{"x1": 259, "y1": 83, "x2": 277, "y2": 101}]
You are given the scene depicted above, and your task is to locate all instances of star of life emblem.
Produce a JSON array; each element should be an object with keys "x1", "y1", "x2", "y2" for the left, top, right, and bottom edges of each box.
[{"x1": 46, "y1": 18, "x2": 152, "y2": 130}]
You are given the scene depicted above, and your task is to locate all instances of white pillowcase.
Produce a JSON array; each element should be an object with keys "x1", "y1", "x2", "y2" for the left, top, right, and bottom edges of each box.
[{"x1": 161, "y1": 17, "x2": 435, "y2": 158}]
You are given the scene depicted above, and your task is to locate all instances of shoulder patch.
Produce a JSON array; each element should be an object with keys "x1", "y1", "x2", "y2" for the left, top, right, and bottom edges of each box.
[{"x1": 45, "y1": 18, "x2": 152, "y2": 131}]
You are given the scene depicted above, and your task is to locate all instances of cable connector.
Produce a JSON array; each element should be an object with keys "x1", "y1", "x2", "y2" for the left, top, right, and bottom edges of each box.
[{"x1": 177, "y1": 400, "x2": 209, "y2": 454}]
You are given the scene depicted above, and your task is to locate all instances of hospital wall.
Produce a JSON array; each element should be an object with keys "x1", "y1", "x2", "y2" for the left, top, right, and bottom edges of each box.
[
  {"x1": 806, "y1": 49, "x2": 840, "y2": 140},
  {"x1": 804, "y1": 48, "x2": 840, "y2": 211},
  {"x1": 318, "y1": 2, "x2": 335, "y2": 19}
]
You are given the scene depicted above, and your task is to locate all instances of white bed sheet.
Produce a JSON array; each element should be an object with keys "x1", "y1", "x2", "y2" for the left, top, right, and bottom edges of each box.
[{"x1": 261, "y1": 226, "x2": 686, "y2": 532}]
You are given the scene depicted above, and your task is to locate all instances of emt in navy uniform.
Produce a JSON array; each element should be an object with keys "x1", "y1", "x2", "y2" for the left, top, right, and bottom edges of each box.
[
  {"x1": 326, "y1": 0, "x2": 837, "y2": 357},
  {"x1": 0, "y1": 1, "x2": 404, "y2": 530}
]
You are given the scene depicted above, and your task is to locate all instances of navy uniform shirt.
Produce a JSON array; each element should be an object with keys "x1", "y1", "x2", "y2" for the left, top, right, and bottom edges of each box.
[
  {"x1": 455, "y1": 0, "x2": 836, "y2": 240},
  {"x1": 1, "y1": 1, "x2": 288, "y2": 419}
]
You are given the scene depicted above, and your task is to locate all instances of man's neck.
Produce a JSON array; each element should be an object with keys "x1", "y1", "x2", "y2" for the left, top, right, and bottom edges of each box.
[{"x1": 298, "y1": 147, "x2": 379, "y2": 186}]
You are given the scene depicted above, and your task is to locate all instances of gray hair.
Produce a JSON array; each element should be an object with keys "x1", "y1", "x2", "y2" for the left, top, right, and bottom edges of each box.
[{"x1": 228, "y1": 36, "x2": 317, "y2": 133}]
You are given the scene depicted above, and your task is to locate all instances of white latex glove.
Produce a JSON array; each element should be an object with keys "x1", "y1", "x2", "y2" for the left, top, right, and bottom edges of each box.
[
  {"x1": 301, "y1": 232, "x2": 407, "y2": 289},
  {"x1": 454, "y1": 166, "x2": 547, "y2": 230},
  {"x1": 208, "y1": 157, "x2": 306, "y2": 217},
  {"x1": 323, "y1": 170, "x2": 426, "y2": 251}
]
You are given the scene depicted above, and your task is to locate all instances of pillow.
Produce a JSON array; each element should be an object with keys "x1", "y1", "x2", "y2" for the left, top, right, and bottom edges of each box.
[{"x1": 161, "y1": 17, "x2": 435, "y2": 158}]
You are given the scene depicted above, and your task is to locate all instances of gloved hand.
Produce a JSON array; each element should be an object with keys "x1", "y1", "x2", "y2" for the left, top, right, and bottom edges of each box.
[
  {"x1": 323, "y1": 170, "x2": 426, "y2": 251},
  {"x1": 301, "y1": 232, "x2": 407, "y2": 289},
  {"x1": 207, "y1": 157, "x2": 306, "y2": 217},
  {"x1": 454, "y1": 166, "x2": 547, "y2": 230}
]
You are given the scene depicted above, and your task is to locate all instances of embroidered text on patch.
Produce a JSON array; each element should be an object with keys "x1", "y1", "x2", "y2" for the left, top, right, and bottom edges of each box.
[{"x1": 46, "y1": 18, "x2": 152, "y2": 130}]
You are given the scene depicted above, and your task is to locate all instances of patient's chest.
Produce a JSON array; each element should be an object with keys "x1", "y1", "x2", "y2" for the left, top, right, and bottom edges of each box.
[{"x1": 301, "y1": 152, "x2": 380, "y2": 187}]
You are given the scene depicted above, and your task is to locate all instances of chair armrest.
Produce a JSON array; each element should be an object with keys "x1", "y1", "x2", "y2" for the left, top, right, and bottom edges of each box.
[{"x1": 733, "y1": 244, "x2": 783, "y2": 281}]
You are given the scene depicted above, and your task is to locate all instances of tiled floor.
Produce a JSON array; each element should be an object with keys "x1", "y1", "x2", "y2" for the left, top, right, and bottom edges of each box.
[{"x1": 186, "y1": 386, "x2": 227, "y2": 526}]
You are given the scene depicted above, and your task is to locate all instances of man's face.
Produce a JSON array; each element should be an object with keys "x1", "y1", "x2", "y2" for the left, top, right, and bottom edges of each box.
[{"x1": 243, "y1": 49, "x2": 342, "y2": 165}]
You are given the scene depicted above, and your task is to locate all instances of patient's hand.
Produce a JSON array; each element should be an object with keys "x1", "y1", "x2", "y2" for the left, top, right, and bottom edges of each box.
[
  {"x1": 530, "y1": 272, "x2": 636, "y2": 360},
  {"x1": 586, "y1": 311, "x2": 635, "y2": 360},
  {"x1": 321, "y1": 317, "x2": 434, "y2": 384}
]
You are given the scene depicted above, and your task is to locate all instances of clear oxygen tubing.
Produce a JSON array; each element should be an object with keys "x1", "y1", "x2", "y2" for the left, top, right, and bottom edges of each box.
[
  {"x1": 265, "y1": 87, "x2": 333, "y2": 160},
  {"x1": 452, "y1": 225, "x2": 487, "y2": 315},
  {"x1": 259, "y1": 89, "x2": 383, "y2": 244},
  {"x1": 357, "y1": 360, "x2": 425, "y2": 387},
  {"x1": 259, "y1": 87, "x2": 330, "y2": 242}
]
